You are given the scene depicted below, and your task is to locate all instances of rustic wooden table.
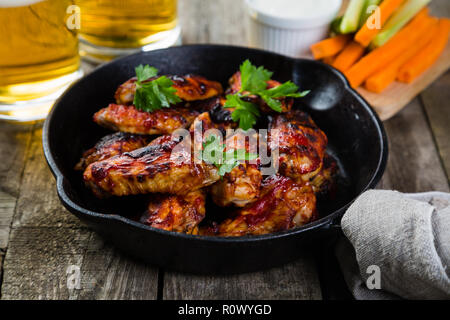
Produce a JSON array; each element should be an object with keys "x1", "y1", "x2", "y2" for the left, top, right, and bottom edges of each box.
[{"x1": 0, "y1": 0, "x2": 449, "y2": 300}]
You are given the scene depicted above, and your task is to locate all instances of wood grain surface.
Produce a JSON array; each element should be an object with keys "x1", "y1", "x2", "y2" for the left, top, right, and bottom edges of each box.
[
  {"x1": 339, "y1": 1, "x2": 450, "y2": 121},
  {"x1": 0, "y1": 0, "x2": 448, "y2": 300}
]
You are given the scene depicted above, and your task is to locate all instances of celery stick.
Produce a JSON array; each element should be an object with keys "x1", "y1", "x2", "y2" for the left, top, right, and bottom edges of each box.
[
  {"x1": 359, "y1": 0, "x2": 382, "y2": 28},
  {"x1": 370, "y1": 0, "x2": 431, "y2": 48},
  {"x1": 331, "y1": 16, "x2": 344, "y2": 34},
  {"x1": 339, "y1": 0, "x2": 366, "y2": 34}
]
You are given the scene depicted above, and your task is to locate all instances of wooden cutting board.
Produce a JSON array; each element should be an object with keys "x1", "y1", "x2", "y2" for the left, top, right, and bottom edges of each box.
[
  {"x1": 328, "y1": 0, "x2": 450, "y2": 121},
  {"x1": 356, "y1": 42, "x2": 450, "y2": 121}
]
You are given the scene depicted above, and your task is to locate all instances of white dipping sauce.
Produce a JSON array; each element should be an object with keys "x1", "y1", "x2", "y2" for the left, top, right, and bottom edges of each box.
[{"x1": 245, "y1": 0, "x2": 341, "y2": 56}]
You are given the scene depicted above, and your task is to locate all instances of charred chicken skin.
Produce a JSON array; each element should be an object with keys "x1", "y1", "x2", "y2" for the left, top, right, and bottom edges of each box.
[
  {"x1": 269, "y1": 110, "x2": 328, "y2": 184},
  {"x1": 207, "y1": 175, "x2": 316, "y2": 236},
  {"x1": 227, "y1": 71, "x2": 294, "y2": 113},
  {"x1": 83, "y1": 135, "x2": 220, "y2": 197},
  {"x1": 140, "y1": 189, "x2": 206, "y2": 234},
  {"x1": 115, "y1": 75, "x2": 223, "y2": 105},
  {"x1": 75, "y1": 132, "x2": 150, "y2": 171}
]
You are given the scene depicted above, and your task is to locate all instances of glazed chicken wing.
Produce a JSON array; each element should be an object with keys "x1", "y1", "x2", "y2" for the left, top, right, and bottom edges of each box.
[
  {"x1": 115, "y1": 75, "x2": 223, "y2": 105},
  {"x1": 269, "y1": 110, "x2": 327, "y2": 183},
  {"x1": 140, "y1": 189, "x2": 206, "y2": 234},
  {"x1": 83, "y1": 135, "x2": 220, "y2": 197},
  {"x1": 75, "y1": 132, "x2": 150, "y2": 171},
  {"x1": 94, "y1": 74, "x2": 223, "y2": 135},
  {"x1": 93, "y1": 103, "x2": 200, "y2": 135},
  {"x1": 211, "y1": 175, "x2": 317, "y2": 236},
  {"x1": 227, "y1": 71, "x2": 294, "y2": 113}
]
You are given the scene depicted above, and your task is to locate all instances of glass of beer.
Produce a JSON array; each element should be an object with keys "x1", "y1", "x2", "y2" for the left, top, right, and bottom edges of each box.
[
  {"x1": 76, "y1": 0, "x2": 180, "y2": 62},
  {"x1": 0, "y1": 0, "x2": 82, "y2": 123}
]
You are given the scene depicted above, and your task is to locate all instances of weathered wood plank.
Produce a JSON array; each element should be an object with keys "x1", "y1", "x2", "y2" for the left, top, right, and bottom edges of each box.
[
  {"x1": 11, "y1": 129, "x2": 81, "y2": 228},
  {"x1": 0, "y1": 126, "x2": 33, "y2": 198},
  {"x1": 0, "y1": 192, "x2": 15, "y2": 250},
  {"x1": 420, "y1": 71, "x2": 450, "y2": 184},
  {"x1": 0, "y1": 126, "x2": 33, "y2": 250},
  {"x1": 1, "y1": 227, "x2": 91, "y2": 300},
  {"x1": 75, "y1": 232, "x2": 159, "y2": 300},
  {"x1": 164, "y1": 257, "x2": 322, "y2": 300},
  {"x1": 0, "y1": 252, "x2": 3, "y2": 298},
  {"x1": 1, "y1": 226, "x2": 159, "y2": 300},
  {"x1": 179, "y1": 0, "x2": 247, "y2": 46},
  {"x1": 378, "y1": 98, "x2": 449, "y2": 192}
]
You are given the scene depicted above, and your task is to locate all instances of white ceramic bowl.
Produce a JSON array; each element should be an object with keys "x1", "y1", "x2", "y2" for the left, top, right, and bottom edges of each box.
[{"x1": 245, "y1": 0, "x2": 342, "y2": 57}]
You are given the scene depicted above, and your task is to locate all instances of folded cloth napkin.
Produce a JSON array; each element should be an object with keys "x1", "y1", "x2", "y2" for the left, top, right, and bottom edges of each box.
[{"x1": 336, "y1": 190, "x2": 450, "y2": 300}]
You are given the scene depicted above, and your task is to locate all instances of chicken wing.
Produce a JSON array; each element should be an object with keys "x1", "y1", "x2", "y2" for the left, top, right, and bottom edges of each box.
[
  {"x1": 211, "y1": 175, "x2": 317, "y2": 236},
  {"x1": 75, "y1": 132, "x2": 150, "y2": 171},
  {"x1": 227, "y1": 71, "x2": 294, "y2": 113},
  {"x1": 140, "y1": 189, "x2": 206, "y2": 234},
  {"x1": 210, "y1": 130, "x2": 262, "y2": 207},
  {"x1": 115, "y1": 75, "x2": 223, "y2": 105},
  {"x1": 269, "y1": 110, "x2": 327, "y2": 183},
  {"x1": 93, "y1": 103, "x2": 200, "y2": 135},
  {"x1": 83, "y1": 135, "x2": 220, "y2": 197}
]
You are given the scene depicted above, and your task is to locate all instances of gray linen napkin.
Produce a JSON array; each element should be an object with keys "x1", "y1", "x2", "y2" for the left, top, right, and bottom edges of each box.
[{"x1": 335, "y1": 190, "x2": 450, "y2": 300}]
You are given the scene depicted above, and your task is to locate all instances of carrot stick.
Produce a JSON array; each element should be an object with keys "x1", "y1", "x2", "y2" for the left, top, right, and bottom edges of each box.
[
  {"x1": 365, "y1": 18, "x2": 439, "y2": 93},
  {"x1": 397, "y1": 18, "x2": 450, "y2": 83},
  {"x1": 345, "y1": 9, "x2": 431, "y2": 88},
  {"x1": 332, "y1": 41, "x2": 366, "y2": 72},
  {"x1": 355, "y1": 0, "x2": 405, "y2": 47},
  {"x1": 310, "y1": 35, "x2": 351, "y2": 60}
]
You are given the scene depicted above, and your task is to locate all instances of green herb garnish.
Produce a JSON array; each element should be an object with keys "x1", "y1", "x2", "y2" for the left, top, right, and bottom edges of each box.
[
  {"x1": 200, "y1": 135, "x2": 258, "y2": 176},
  {"x1": 224, "y1": 60, "x2": 310, "y2": 130},
  {"x1": 133, "y1": 64, "x2": 182, "y2": 112},
  {"x1": 224, "y1": 94, "x2": 260, "y2": 131}
]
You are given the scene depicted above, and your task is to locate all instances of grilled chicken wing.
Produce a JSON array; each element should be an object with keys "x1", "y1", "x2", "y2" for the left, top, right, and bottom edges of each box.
[
  {"x1": 227, "y1": 71, "x2": 294, "y2": 113},
  {"x1": 83, "y1": 135, "x2": 220, "y2": 197},
  {"x1": 140, "y1": 189, "x2": 206, "y2": 234},
  {"x1": 208, "y1": 175, "x2": 316, "y2": 236},
  {"x1": 115, "y1": 75, "x2": 223, "y2": 105},
  {"x1": 75, "y1": 132, "x2": 150, "y2": 171},
  {"x1": 269, "y1": 110, "x2": 327, "y2": 183},
  {"x1": 210, "y1": 131, "x2": 262, "y2": 207},
  {"x1": 93, "y1": 103, "x2": 200, "y2": 135},
  {"x1": 210, "y1": 163, "x2": 261, "y2": 207}
]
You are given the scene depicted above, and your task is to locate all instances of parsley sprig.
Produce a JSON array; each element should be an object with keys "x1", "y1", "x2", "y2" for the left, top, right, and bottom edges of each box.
[
  {"x1": 224, "y1": 60, "x2": 310, "y2": 130},
  {"x1": 133, "y1": 64, "x2": 182, "y2": 112},
  {"x1": 200, "y1": 135, "x2": 258, "y2": 176}
]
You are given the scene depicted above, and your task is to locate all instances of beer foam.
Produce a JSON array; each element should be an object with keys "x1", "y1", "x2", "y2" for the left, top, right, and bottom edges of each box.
[{"x1": 0, "y1": 0, "x2": 44, "y2": 8}]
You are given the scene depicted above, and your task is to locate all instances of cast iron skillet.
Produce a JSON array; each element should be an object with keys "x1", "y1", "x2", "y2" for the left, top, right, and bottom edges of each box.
[{"x1": 43, "y1": 45, "x2": 388, "y2": 274}]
